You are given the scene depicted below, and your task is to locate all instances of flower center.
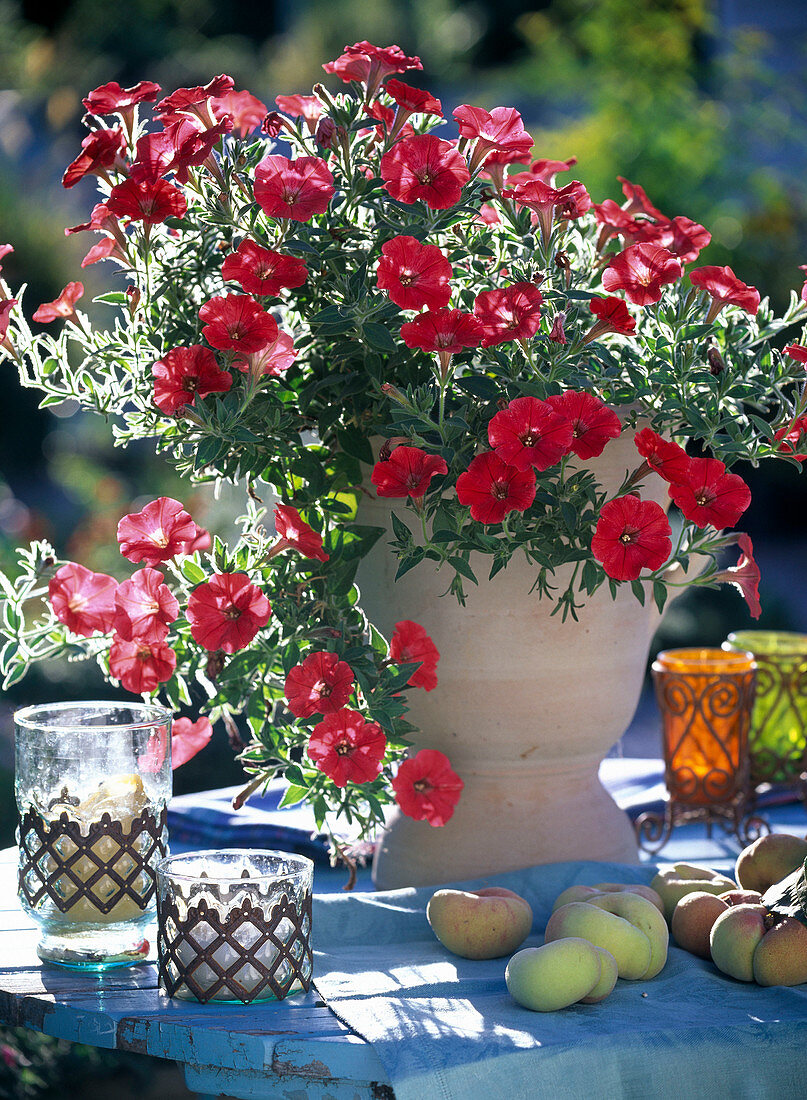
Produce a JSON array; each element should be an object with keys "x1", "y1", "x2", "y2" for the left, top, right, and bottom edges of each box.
[
  {"x1": 619, "y1": 529, "x2": 637, "y2": 545},
  {"x1": 282, "y1": 186, "x2": 302, "y2": 205},
  {"x1": 415, "y1": 169, "x2": 434, "y2": 186},
  {"x1": 696, "y1": 492, "x2": 713, "y2": 507},
  {"x1": 491, "y1": 481, "x2": 509, "y2": 500},
  {"x1": 413, "y1": 778, "x2": 432, "y2": 793},
  {"x1": 520, "y1": 431, "x2": 539, "y2": 446},
  {"x1": 151, "y1": 527, "x2": 169, "y2": 548},
  {"x1": 313, "y1": 679, "x2": 332, "y2": 698},
  {"x1": 223, "y1": 606, "x2": 242, "y2": 621},
  {"x1": 335, "y1": 739, "x2": 352, "y2": 756},
  {"x1": 399, "y1": 271, "x2": 415, "y2": 287}
]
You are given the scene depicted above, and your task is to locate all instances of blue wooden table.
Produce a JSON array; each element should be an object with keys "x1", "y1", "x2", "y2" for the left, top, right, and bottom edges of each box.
[{"x1": 0, "y1": 847, "x2": 392, "y2": 1099}]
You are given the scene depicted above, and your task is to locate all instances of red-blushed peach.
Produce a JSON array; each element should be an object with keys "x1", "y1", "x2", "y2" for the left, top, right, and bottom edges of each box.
[
  {"x1": 650, "y1": 863, "x2": 737, "y2": 923},
  {"x1": 426, "y1": 887, "x2": 533, "y2": 960},
  {"x1": 671, "y1": 891, "x2": 728, "y2": 958},
  {"x1": 719, "y1": 889, "x2": 763, "y2": 906},
  {"x1": 505, "y1": 938, "x2": 603, "y2": 1011},
  {"x1": 709, "y1": 903, "x2": 767, "y2": 981},
  {"x1": 544, "y1": 901, "x2": 652, "y2": 980},
  {"x1": 735, "y1": 833, "x2": 807, "y2": 895},
  {"x1": 752, "y1": 916, "x2": 807, "y2": 986},
  {"x1": 579, "y1": 945, "x2": 619, "y2": 1003}
]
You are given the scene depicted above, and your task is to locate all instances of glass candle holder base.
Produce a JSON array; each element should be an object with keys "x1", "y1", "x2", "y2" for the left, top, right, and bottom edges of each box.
[
  {"x1": 36, "y1": 918, "x2": 151, "y2": 970},
  {"x1": 635, "y1": 795, "x2": 770, "y2": 856},
  {"x1": 167, "y1": 976, "x2": 307, "y2": 1004}
]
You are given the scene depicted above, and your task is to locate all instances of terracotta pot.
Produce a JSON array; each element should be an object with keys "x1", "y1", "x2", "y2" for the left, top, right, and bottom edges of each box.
[{"x1": 358, "y1": 429, "x2": 671, "y2": 890}]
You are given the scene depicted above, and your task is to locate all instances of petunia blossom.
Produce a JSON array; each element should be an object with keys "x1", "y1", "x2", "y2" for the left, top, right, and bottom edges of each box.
[
  {"x1": 384, "y1": 79, "x2": 442, "y2": 141},
  {"x1": 117, "y1": 497, "x2": 199, "y2": 566},
  {"x1": 545, "y1": 391, "x2": 621, "y2": 460},
  {"x1": 689, "y1": 265, "x2": 761, "y2": 323},
  {"x1": 371, "y1": 446, "x2": 448, "y2": 498},
  {"x1": 633, "y1": 428, "x2": 691, "y2": 484},
  {"x1": 285, "y1": 651, "x2": 355, "y2": 718},
  {"x1": 62, "y1": 128, "x2": 126, "y2": 189},
  {"x1": 32, "y1": 282, "x2": 84, "y2": 325},
  {"x1": 199, "y1": 294, "x2": 278, "y2": 353},
  {"x1": 400, "y1": 308, "x2": 482, "y2": 357},
  {"x1": 784, "y1": 344, "x2": 807, "y2": 367},
  {"x1": 488, "y1": 396, "x2": 573, "y2": 472},
  {"x1": 307, "y1": 709, "x2": 386, "y2": 788},
  {"x1": 323, "y1": 41, "x2": 422, "y2": 100},
  {"x1": 152, "y1": 344, "x2": 232, "y2": 415},
  {"x1": 48, "y1": 562, "x2": 117, "y2": 637},
  {"x1": 618, "y1": 177, "x2": 666, "y2": 221},
  {"x1": 155, "y1": 75, "x2": 235, "y2": 127},
  {"x1": 271, "y1": 503, "x2": 329, "y2": 562},
  {"x1": 601, "y1": 243, "x2": 682, "y2": 306},
  {"x1": 391, "y1": 749, "x2": 463, "y2": 826},
  {"x1": 84, "y1": 80, "x2": 161, "y2": 117},
  {"x1": 380, "y1": 134, "x2": 469, "y2": 211},
  {"x1": 232, "y1": 330, "x2": 298, "y2": 378},
  {"x1": 0, "y1": 299, "x2": 17, "y2": 354},
  {"x1": 211, "y1": 89, "x2": 268, "y2": 136},
  {"x1": 186, "y1": 572, "x2": 272, "y2": 653},
  {"x1": 221, "y1": 240, "x2": 308, "y2": 297},
  {"x1": 473, "y1": 283, "x2": 543, "y2": 347},
  {"x1": 711, "y1": 533, "x2": 761, "y2": 620},
  {"x1": 453, "y1": 104, "x2": 532, "y2": 173},
  {"x1": 503, "y1": 178, "x2": 591, "y2": 243},
  {"x1": 376, "y1": 235, "x2": 452, "y2": 312},
  {"x1": 774, "y1": 414, "x2": 807, "y2": 462},
  {"x1": 171, "y1": 717, "x2": 215, "y2": 768},
  {"x1": 583, "y1": 297, "x2": 636, "y2": 344},
  {"x1": 669, "y1": 456, "x2": 752, "y2": 530},
  {"x1": 389, "y1": 620, "x2": 440, "y2": 691},
  {"x1": 254, "y1": 155, "x2": 335, "y2": 221},
  {"x1": 591, "y1": 495, "x2": 672, "y2": 581},
  {"x1": 456, "y1": 451, "x2": 536, "y2": 524},
  {"x1": 274, "y1": 94, "x2": 323, "y2": 133},
  {"x1": 106, "y1": 177, "x2": 187, "y2": 226},
  {"x1": 113, "y1": 568, "x2": 179, "y2": 643},
  {"x1": 109, "y1": 636, "x2": 177, "y2": 695}
]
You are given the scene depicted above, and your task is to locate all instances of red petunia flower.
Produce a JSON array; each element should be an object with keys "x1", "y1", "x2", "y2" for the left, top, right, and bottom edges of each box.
[
  {"x1": 323, "y1": 41, "x2": 422, "y2": 99},
  {"x1": 160, "y1": 116, "x2": 232, "y2": 184},
  {"x1": 548, "y1": 311, "x2": 567, "y2": 344},
  {"x1": 785, "y1": 344, "x2": 807, "y2": 367},
  {"x1": 669, "y1": 456, "x2": 751, "y2": 530},
  {"x1": 109, "y1": 636, "x2": 177, "y2": 695},
  {"x1": 155, "y1": 75, "x2": 235, "y2": 126},
  {"x1": 380, "y1": 134, "x2": 470, "y2": 211},
  {"x1": 48, "y1": 562, "x2": 117, "y2": 636},
  {"x1": 0, "y1": 299, "x2": 17, "y2": 353},
  {"x1": 618, "y1": 176, "x2": 666, "y2": 221},
  {"x1": 583, "y1": 296, "x2": 636, "y2": 344},
  {"x1": 272, "y1": 503, "x2": 329, "y2": 562},
  {"x1": 32, "y1": 281, "x2": 84, "y2": 324},
  {"x1": 84, "y1": 80, "x2": 161, "y2": 116},
  {"x1": 591, "y1": 495, "x2": 672, "y2": 581},
  {"x1": 152, "y1": 344, "x2": 232, "y2": 415},
  {"x1": 385, "y1": 79, "x2": 442, "y2": 129},
  {"x1": 453, "y1": 104, "x2": 532, "y2": 172},
  {"x1": 62, "y1": 128, "x2": 126, "y2": 189},
  {"x1": 307, "y1": 709, "x2": 386, "y2": 788},
  {"x1": 592, "y1": 199, "x2": 644, "y2": 249},
  {"x1": 106, "y1": 177, "x2": 187, "y2": 225},
  {"x1": 128, "y1": 130, "x2": 174, "y2": 184},
  {"x1": 774, "y1": 414, "x2": 807, "y2": 462},
  {"x1": 689, "y1": 265, "x2": 761, "y2": 323},
  {"x1": 376, "y1": 235, "x2": 452, "y2": 312},
  {"x1": 254, "y1": 155, "x2": 335, "y2": 222},
  {"x1": 391, "y1": 748, "x2": 463, "y2": 826},
  {"x1": 711, "y1": 533, "x2": 761, "y2": 620},
  {"x1": 81, "y1": 237, "x2": 124, "y2": 268},
  {"x1": 456, "y1": 450, "x2": 536, "y2": 524},
  {"x1": 400, "y1": 307, "x2": 482, "y2": 355},
  {"x1": 488, "y1": 396, "x2": 573, "y2": 472},
  {"x1": 117, "y1": 497, "x2": 199, "y2": 567},
  {"x1": 633, "y1": 428, "x2": 690, "y2": 484},
  {"x1": 221, "y1": 240, "x2": 308, "y2": 297},
  {"x1": 172, "y1": 716, "x2": 215, "y2": 768},
  {"x1": 601, "y1": 243, "x2": 682, "y2": 306},
  {"x1": 545, "y1": 391, "x2": 621, "y2": 460},
  {"x1": 113, "y1": 568, "x2": 179, "y2": 643},
  {"x1": 389, "y1": 619, "x2": 440, "y2": 691},
  {"x1": 186, "y1": 572, "x2": 272, "y2": 653},
  {"x1": 211, "y1": 89, "x2": 268, "y2": 136},
  {"x1": 503, "y1": 178, "x2": 591, "y2": 243},
  {"x1": 522, "y1": 156, "x2": 578, "y2": 186},
  {"x1": 232, "y1": 330, "x2": 298, "y2": 378},
  {"x1": 285, "y1": 651, "x2": 355, "y2": 718},
  {"x1": 199, "y1": 294, "x2": 278, "y2": 354},
  {"x1": 655, "y1": 215, "x2": 711, "y2": 265},
  {"x1": 274, "y1": 94, "x2": 323, "y2": 133},
  {"x1": 473, "y1": 282, "x2": 543, "y2": 347},
  {"x1": 0, "y1": 243, "x2": 13, "y2": 270},
  {"x1": 371, "y1": 446, "x2": 448, "y2": 498}
]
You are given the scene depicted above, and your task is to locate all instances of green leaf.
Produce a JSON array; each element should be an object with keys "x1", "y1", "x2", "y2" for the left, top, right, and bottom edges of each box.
[
  {"x1": 390, "y1": 511, "x2": 411, "y2": 543},
  {"x1": 336, "y1": 427, "x2": 374, "y2": 465},
  {"x1": 279, "y1": 784, "x2": 309, "y2": 808},
  {"x1": 631, "y1": 579, "x2": 646, "y2": 606},
  {"x1": 449, "y1": 556, "x2": 478, "y2": 585},
  {"x1": 93, "y1": 291, "x2": 129, "y2": 306},
  {"x1": 653, "y1": 580, "x2": 668, "y2": 615},
  {"x1": 362, "y1": 322, "x2": 397, "y2": 353},
  {"x1": 181, "y1": 560, "x2": 206, "y2": 584}
]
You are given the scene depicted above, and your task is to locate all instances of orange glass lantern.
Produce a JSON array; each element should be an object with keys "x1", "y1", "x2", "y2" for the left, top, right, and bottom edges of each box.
[{"x1": 635, "y1": 648, "x2": 766, "y2": 853}]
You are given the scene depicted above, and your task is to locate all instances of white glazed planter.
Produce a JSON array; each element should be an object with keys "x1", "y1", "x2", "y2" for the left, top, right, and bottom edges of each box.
[{"x1": 358, "y1": 428, "x2": 671, "y2": 890}]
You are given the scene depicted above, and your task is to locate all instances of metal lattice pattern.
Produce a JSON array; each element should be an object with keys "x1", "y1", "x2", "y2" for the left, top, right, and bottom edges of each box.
[
  {"x1": 157, "y1": 891, "x2": 313, "y2": 1004},
  {"x1": 18, "y1": 806, "x2": 167, "y2": 915}
]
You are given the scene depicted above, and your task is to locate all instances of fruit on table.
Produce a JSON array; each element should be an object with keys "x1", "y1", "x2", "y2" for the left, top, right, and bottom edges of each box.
[
  {"x1": 710, "y1": 902, "x2": 807, "y2": 986},
  {"x1": 506, "y1": 938, "x2": 612, "y2": 1011},
  {"x1": 650, "y1": 862, "x2": 737, "y2": 923},
  {"x1": 752, "y1": 916, "x2": 807, "y2": 986},
  {"x1": 670, "y1": 888, "x2": 764, "y2": 959},
  {"x1": 544, "y1": 898, "x2": 659, "y2": 980},
  {"x1": 551, "y1": 882, "x2": 664, "y2": 914},
  {"x1": 585, "y1": 891, "x2": 669, "y2": 979},
  {"x1": 579, "y1": 945, "x2": 619, "y2": 1004},
  {"x1": 426, "y1": 887, "x2": 533, "y2": 960},
  {"x1": 735, "y1": 833, "x2": 807, "y2": 895},
  {"x1": 710, "y1": 904, "x2": 768, "y2": 981}
]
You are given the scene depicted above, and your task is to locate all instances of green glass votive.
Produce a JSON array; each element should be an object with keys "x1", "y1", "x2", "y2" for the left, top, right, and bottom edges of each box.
[{"x1": 723, "y1": 631, "x2": 807, "y2": 785}]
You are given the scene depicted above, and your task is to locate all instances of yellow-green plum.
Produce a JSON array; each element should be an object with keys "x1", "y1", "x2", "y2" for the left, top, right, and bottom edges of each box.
[
  {"x1": 505, "y1": 938, "x2": 603, "y2": 1011},
  {"x1": 544, "y1": 901, "x2": 652, "y2": 980},
  {"x1": 709, "y1": 903, "x2": 767, "y2": 981},
  {"x1": 579, "y1": 945, "x2": 619, "y2": 1004},
  {"x1": 650, "y1": 862, "x2": 737, "y2": 923},
  {"x1": 735, "y1": 834, "x2": 807, "y2": 895},
  {"x1": 426, "y1": 887, "x2": 533, "y2": 960},
  {"x1": 671, "y1": 891, "x2": 729, "y2": 958},
  {"x1": 587, "y1": 892, "x2": 669, "y2": 978},
  {"x1": 753, "y1": 916, "x2": 807, "y2": 987}
]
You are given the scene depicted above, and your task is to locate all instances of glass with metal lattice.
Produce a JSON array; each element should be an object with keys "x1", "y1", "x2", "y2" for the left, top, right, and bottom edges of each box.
[
  {"x1": 15, "y1": 701, "x2": 171, "y2": 969},
  {"x1": 157, "y1": 850, "x2": 313, "y2": 1004}
]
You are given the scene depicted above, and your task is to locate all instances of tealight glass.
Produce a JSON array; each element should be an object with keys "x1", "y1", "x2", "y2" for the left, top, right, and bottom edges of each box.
[
  {"x1": 723, "y1": 631, "x2": 807, "y2": 785},
  {"x1": 157, "y1": 849, "x2": 314, "y2": 1005},
  {"x1": 15, "y1": 701, "x2": 171, "y2": 970}
]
